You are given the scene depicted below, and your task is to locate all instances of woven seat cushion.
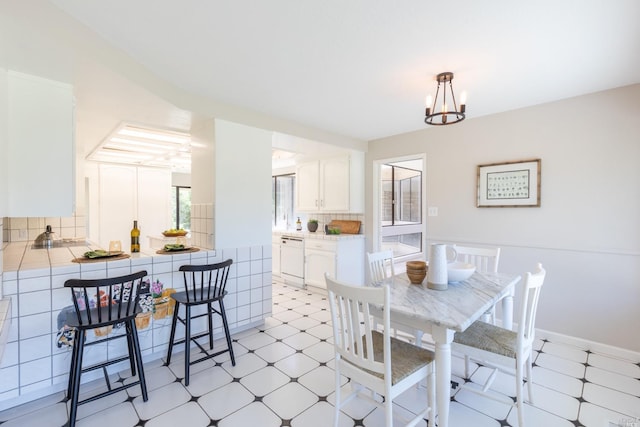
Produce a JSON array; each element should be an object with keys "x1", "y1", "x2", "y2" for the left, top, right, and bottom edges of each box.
[
  {"x1": 453, "y1": 320, "x2": 517, "y2": 358},
  {"x1": 354, "y1": 331, "x2": 434, "y2": 385}
]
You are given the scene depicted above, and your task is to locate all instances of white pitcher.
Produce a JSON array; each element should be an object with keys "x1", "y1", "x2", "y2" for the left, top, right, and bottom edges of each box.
[{"x1": 427, "y1": 244, "x2": 457, "y2": 290}]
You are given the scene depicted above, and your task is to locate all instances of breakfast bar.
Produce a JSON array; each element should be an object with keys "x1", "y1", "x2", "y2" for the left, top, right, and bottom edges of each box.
[{"x1": 0, "y1": 240, "x2": 273, "y2": 410}]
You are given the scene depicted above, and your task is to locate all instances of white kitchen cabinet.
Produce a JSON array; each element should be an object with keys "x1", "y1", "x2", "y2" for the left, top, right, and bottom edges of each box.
[
  {"x1": 272, "y1": 235, "x2": 281, "y2": 277},
  {"x1": 304, "y1": 238, "x2": 364, "y2": 289},
  {"x1": 96, "y1": 164, "x2": 171, "y2": 251},
  {"x1": 295, "y1": 153, "x2": 364, "y2": 213},
  {"x1": 6, "y1": 71, "x2": 75, "y2": 216}
]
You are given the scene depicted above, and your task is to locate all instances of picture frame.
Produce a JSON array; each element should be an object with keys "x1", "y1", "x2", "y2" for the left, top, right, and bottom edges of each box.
[{"x1": 477, "y1": 159, "x2": 541, "y2": 207}]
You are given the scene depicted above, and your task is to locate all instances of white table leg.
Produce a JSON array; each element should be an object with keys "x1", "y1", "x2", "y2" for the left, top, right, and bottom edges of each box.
[
  {"x1": 432, "y1": 325, "x2": 454, "y2": 427},
  {"x1": 502, "y1": 288, "x2": 515, "y2": 330}
]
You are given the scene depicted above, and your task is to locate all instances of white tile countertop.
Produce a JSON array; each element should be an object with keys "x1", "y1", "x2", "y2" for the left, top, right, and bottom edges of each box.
[{"x1": 272, "y1": 230, "x2": 365, "y2": 241}]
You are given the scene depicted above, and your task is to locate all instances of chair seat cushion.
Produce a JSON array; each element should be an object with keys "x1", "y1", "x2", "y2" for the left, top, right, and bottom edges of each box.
[
  {"x1": 453, "y1": 320, "x2": 517, "y2": 358},
  {"x1": 358, "y1": 331, "x2": 434, "y2": 385}
]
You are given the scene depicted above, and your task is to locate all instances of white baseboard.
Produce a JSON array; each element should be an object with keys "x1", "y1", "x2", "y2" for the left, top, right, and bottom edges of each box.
[{"x1": 535, "y1": 327, "x2": 640, "y2": 361}]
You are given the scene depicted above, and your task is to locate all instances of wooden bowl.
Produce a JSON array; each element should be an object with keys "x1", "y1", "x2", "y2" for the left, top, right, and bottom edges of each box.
[
  {"x1": 406, "y1": 260, "x2": 427, "y2": 270},
  {"x1": 407, "y1": 269, "x2": 427, "y2": 285},
  {"x1": 162, "y1": 230, "x2": 187, "y2": 237}
]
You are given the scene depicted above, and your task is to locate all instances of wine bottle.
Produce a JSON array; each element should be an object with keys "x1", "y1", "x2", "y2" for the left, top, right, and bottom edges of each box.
[{"x1": 130, "y1": 220, "x2": 140, "y2": 253}]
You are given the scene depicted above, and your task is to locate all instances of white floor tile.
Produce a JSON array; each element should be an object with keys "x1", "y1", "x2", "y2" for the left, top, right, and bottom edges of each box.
[
  {"x1": 274, "y1": 352, "x2": 320, "y2": 378},
  {"x1": 184, "y1": 365, "x2": 233, "y2": 397},
  {"x1": 302, "y1": 341, "x2": 335, "y2": 363},
  {"x1": 535, "y1": 352, "x2": 587, "y2": 378},
  {"x1": 218, "y1": 401, "x2": 281, "y2": 427},
  {"x1": 583, "y1": 382, "x2": 640, "y2": 418},
  {"x1": 254, "y1": 341, "x2": 297, "y2": 363},
  {"x1": 364, "y1": 405, "x2": 428, "y2": 427},
  {"x1": 262, "y1": 323, "x2": 300, "y2": 340},
  {"x1": 133, "y1": 381, "x2": 191, "y2": 420},
  {"x1": 75, "y1": 402, "x2": 139, "y2": 427},
  {"x1": 262, "y1": 382, "x2": 318, "y2": 419},
  {"x1": 0, "y1": 402, "x2": 68, "y2": 427},
  {"x1": 578, "y1": 401, "x2": 635, "y2": 427},
  {"x1": 144, "y1": 401, "x2": 210, "y2": 427},
  {"x1": 527, "y1": 383, "x2": 580, "y2": 420},
  {"x1": 240, "y1": 366, "x2": 290, "y2": 397},
  {"x1": 531, "y1": 366, "x2": 584, "y2": 397},
  {"x1": 198, "y1": 381, "x2": 254, "y2": 420},
  {"x1": 506, "y1": 403, "x2": 576, "y2": 427},
  {"x1": 291, "y1": 401, "x2": 353, "y2": 427},
  {"x1": 236, "y1": 331, "x2": 276, "y2": 350},
  {"x1": 287, "y1": 316, "x2": 322, "y2": 331},
  {"x1": 298, "y1": 366, "x2": 343, "y2": 397},
  {"x1": 541, "y1": 341, "x2": 589, "y2": 363},
  {"x1": 221, "y1": 352, "x2": 267, "y2": 378},
  {"x1": 588, "y1": 353, "x2": 640, "y2": 378},
  {"x1": 586, "y1": 365, "x2": 640, "y2": 397},
  {"x1": 282, "y1": 332, "x2": 321, "y2": 350},
  {"x1": 447, "y1": 401, "x2": 502, "y2": 427}
]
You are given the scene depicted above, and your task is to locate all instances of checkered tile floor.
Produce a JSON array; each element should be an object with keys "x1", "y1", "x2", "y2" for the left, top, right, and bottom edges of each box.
[{"x1": 0, "y1": 279, "x2": 638, "y2": 426}]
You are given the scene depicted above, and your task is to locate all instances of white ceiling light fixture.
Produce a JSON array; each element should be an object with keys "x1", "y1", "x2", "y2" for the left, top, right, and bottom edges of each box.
[
  {"x1": 424, "y1": 72, "x2": 466, "y2": 126},
  {"x1": 87, "y1": 123, "x2": 192, "y2": 172}
]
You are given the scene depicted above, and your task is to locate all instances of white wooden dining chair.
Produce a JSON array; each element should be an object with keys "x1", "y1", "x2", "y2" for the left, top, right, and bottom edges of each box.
[
  {"x1": 453, "y1": 245, "x2": 501, "y2": 324},
  {"x1": 325, "y1": 273, "x2": 435, "y2": 427},
  {"x1": 367, "y1": 251, "x2": 424, "y2": 346},
  {"x1": 451, "y1": 263, "x2": 546, "y2": 427}
]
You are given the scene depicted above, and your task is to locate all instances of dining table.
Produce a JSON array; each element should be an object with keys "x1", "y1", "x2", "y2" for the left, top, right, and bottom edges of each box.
[{"x1": 372, "y1": 271, "x2": 521, "y2": 427}]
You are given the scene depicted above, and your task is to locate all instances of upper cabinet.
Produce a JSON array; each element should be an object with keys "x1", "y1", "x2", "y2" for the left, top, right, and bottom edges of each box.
[
  {"x1": 295, "y1": 153, "x2": 364, "y2": 213},
  {"x1": 6, "y1": 71, "x2": 75, "y2": 217}
]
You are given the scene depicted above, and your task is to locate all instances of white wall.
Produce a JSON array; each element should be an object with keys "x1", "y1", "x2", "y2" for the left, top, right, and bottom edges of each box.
[
  {"x1": 0, "y1": 68, "x2": 7, "y2": 217},
  {"x1": 215, "y1": 119, "x2": 272, "y2": 249},
  {"x1": 366, "y1": 84, "x2": 640, "y2": 352}
]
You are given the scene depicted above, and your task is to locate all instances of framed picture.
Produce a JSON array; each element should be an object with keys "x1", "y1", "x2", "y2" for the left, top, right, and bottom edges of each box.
[{"x1": 477, "y1": 159, "x2": 541, "y2": 207}]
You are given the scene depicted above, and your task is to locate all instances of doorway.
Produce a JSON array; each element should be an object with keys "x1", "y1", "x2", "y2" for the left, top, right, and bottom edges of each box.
[{"x1": 373, "y1": 155, "x2": 426, "y2": 263}]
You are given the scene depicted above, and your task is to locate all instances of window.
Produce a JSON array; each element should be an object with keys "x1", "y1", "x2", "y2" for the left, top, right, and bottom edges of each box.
[
  {"x1": 380, "y1": 162, "x2": 422, "y2": 257},
  {"x1": 272, "y1": 174, "x2": 295, "y2": 229},
  {"x1": 171, "y1": 186, "x2": 191, "y2": 230}
]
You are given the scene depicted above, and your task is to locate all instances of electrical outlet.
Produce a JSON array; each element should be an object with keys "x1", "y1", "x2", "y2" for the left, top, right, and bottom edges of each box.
[
  {"x1": 19, "y1": 229, "x2": 28, "y2": 239},
  {"x1": 428, "y1": 207, "x2": 438, "y2": 217}
]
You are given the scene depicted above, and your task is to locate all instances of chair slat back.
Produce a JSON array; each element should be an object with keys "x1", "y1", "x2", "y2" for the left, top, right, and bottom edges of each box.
[
  {"x1": 517, "y1": 263, "x2": 546, "y2": 351},
  {"x1": 326, "y1": 274, "x2": 390, "y2": 376},
  {"x1": 179, "y1": 259, "x2": 233, "y2": 303},
  {"x1": 64, "y1": 270, "x2": 148, "y2": 328},
  {"x1": 366, "y1": 250, "x2": 395, "y2": 285},
  {"x1": 453, "y1": 245, "x2": 501, "y2": 273}
]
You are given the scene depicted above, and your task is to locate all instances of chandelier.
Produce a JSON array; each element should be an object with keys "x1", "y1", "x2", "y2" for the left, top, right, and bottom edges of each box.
[{"x1": 424, "y1": 72, "x2": 466, "y2": 126}]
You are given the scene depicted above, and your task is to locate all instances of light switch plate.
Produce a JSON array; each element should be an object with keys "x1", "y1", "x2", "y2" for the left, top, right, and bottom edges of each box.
[{"x1": 428, "y1": 207, "x2": 438, "y2": 217}]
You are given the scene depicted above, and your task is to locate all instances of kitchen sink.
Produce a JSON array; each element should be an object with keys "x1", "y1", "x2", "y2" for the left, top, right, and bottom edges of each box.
[{"x1": 31, "y1": 239, "x2": 90, "y2": 249}]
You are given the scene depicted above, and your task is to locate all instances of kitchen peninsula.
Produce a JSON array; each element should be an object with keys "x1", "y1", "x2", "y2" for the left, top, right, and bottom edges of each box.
[{"x1": 0, "y1": 241, "x2": 273, "y2": 410}]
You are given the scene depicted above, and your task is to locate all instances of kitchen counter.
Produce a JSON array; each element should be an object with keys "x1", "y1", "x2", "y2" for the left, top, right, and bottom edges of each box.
[
  {"x1": 272, "y1": 230, "x2": 365, "y2": 241},
  {"x1": 0, "y1": 240, "x2": 272, "y2": 410}
]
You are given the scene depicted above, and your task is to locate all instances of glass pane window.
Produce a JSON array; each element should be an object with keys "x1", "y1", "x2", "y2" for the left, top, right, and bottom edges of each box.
[
  {"x1": 171, "y1": 186, "x2": 191, "y2": 230},
  {"x1": 273, "y1": 174, "x2": 295, "y2": 229},
  {"x1": 380, "y1": 161, "x2": 422, "y2": 258}
]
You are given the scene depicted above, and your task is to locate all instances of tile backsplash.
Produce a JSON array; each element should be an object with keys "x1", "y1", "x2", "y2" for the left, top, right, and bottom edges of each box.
[
  {"x1": 2, "y1": 209, "x2": 86, "y2": 243},
  {"x1": 190, "y1": 203, "x2": 214, "y2": 249}
]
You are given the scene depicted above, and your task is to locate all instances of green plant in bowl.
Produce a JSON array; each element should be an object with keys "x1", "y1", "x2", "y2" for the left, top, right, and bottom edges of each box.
[{"x1": 307, "y1": 219, "x2": 319, "y2": 232}]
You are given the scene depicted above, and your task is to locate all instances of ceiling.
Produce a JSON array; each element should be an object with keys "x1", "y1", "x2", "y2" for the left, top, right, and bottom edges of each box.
[{"x1": 3, "y1": 1, "x2": 640, "y2": 150}]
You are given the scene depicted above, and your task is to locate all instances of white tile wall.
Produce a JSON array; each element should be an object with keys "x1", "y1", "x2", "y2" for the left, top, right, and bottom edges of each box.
[
  {"x1": 2, "y1": 211, "x2": 86, "y2": 243},
  {"x1": 0, "y1": 243, "x2": 273, "y2": 411},
  {"x1": 190, "y1": 203, "x2": 214, "y2": 249}
]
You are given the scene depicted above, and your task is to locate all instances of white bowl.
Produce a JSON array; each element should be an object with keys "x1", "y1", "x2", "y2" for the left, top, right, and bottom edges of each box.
[{"x1": 447, "y1": 262, "x2": 476, "y2": 283}]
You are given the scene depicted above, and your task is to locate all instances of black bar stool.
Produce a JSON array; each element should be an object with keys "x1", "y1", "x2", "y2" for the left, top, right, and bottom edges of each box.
[
  {"x1": 166, "y1": 259, "x2": 235, "y2": 385},
  {"x1": 64, "y1": 270, "x2": 149, "y2": 427}
]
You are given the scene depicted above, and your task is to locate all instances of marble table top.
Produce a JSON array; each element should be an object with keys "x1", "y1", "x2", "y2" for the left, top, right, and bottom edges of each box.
[{"x1": 373, "y1": 272, "x2": 521, "y2": 332}]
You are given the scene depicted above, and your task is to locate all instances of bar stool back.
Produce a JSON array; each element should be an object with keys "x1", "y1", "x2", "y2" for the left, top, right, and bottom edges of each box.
[
  {"x1": 64, "y1": 270, "x2": 149, "y2": 427},
  {"x1": 166, "y1": 259, "x2": 235, "y2": 385}
]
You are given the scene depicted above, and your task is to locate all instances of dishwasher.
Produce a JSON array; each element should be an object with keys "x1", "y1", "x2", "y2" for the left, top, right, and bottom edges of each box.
[{"x1": 280, "y1": 236, "x2": 305, "y2": 288}]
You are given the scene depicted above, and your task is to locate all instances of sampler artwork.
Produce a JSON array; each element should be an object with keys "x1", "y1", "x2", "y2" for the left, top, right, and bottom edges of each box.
[{"x1": 477, "y1": 159, "x2": 541, "y2": 207}]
